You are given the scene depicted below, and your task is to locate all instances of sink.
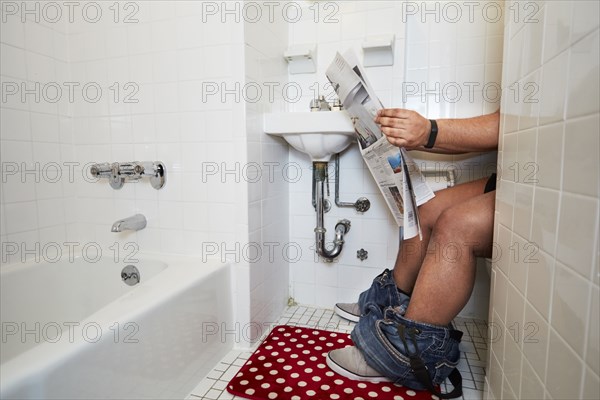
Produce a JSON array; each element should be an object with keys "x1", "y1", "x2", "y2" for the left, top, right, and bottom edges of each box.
[{"x1": 264, "y1": 111, "x2": 356, "y2": 162}]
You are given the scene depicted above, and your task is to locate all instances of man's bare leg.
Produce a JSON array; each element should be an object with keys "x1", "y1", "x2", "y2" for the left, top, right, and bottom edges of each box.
[
  {"x1": 404, "y1": 191, "x2": 495, "y2": 326},
  {"x1": 392, "y1": 177, "x2": 490, "y2": 294}
]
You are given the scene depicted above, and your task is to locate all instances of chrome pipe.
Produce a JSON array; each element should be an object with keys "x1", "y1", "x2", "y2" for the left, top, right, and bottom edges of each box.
[{"x1": 313, "y1": 162, "x2": 351, "y2": 261}]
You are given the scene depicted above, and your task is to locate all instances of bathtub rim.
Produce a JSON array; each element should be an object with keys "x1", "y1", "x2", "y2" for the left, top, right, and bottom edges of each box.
[{"x1": 0, "y1": 253, "x2": 232, "y2": 397}]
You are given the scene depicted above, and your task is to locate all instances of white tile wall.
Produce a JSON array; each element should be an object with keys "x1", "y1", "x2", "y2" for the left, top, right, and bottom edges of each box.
[{"x1": 487, "y1": 1, "x2": 600, "y2": 399}]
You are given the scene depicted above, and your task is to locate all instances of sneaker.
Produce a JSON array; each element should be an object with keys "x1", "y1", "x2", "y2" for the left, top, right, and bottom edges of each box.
[
  {"x1": 334, "y1": 302, "x2": 360, "y2": 322},
  {"x1": 326, "y1": 346, "x2": 390, "y2": 383}
]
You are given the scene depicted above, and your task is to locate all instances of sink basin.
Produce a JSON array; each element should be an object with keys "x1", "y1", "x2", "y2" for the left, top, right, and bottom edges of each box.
[{"x1": 264, "y1": 111, "x2": 356, "y2": 162}]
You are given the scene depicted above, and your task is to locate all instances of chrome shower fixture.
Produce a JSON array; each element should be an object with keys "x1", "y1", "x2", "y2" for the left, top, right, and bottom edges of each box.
[{"x1": 90, "y1": 161, "x2": 166, "y2": 190}]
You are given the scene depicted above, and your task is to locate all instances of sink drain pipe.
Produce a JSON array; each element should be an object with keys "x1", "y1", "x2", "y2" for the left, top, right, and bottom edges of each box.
[{"x1": 313, "y1": 162, "x2": 351, "y2": 261}]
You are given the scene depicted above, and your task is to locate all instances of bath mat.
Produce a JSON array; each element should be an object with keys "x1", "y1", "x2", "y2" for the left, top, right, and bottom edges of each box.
[{"x1": 227, "y1": 325, "x2": 437, "y2": 400}]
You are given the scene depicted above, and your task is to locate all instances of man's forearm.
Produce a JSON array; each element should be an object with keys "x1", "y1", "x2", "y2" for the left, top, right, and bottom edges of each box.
[{"x1": 419, "y1": 110, "x2": 500, "y2": 153}]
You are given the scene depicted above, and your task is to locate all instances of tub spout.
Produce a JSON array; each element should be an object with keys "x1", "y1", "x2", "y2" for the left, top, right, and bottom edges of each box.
[{"x1": 111, "y1": 214, "x2": 147, "y2": 232}]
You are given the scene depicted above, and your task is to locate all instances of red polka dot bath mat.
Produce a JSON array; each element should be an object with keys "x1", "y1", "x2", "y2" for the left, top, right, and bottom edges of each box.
[{"x1": 227, "y1": 325, "x2": 437, "y2": 400}]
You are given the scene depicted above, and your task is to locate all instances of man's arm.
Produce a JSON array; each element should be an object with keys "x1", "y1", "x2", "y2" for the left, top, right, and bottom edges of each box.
[{"x1": 374, "y1": 109, "x2": 500, "y2": 153}]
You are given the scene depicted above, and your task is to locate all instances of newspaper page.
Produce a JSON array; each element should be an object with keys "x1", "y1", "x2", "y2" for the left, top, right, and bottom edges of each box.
[{"x1": 326, "y1": 51, "x2": 435, "y2": 239}]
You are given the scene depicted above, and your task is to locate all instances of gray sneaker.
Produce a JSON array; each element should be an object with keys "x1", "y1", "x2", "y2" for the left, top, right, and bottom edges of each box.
[
  {"x1": 326, "y1": 346, "x2": 390, "y2": 383},
  {"x1": 334, "y1": 302, "x2": 360, "y2": 322}
]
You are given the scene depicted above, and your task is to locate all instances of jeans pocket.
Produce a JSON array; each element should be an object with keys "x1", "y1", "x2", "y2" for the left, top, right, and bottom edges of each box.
[{"x1": 433, "y1": 358, "x2": 460, "y2": 385}]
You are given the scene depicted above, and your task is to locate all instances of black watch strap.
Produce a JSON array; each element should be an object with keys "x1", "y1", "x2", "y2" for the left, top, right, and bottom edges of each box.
[{"x1": 425, "y1": 119, "x2": 438, "y2": 149}]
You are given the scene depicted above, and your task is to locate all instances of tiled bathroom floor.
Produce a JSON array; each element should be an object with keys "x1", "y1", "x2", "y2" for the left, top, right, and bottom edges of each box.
[{"x1": 187, "y1": 306, "x2": 488, "y2": 400}]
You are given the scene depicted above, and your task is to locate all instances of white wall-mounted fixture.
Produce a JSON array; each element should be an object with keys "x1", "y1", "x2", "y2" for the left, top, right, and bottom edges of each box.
[
  {"x1": 362, "y1": 34, "x2": 395, "y2": 67},
  {"x1": 284, "y1": 44, "x2": 317, "y2": 74}
]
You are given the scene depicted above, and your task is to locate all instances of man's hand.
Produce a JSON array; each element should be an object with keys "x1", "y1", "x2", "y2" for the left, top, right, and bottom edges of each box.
[{"x1": 374, "y1": 108, "x2": 430, "y2": 150}]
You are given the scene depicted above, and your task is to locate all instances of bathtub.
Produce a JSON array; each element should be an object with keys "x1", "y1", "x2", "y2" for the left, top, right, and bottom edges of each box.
[{"x1": 0, "y1": 253, "x2": 233, "y2": 399}]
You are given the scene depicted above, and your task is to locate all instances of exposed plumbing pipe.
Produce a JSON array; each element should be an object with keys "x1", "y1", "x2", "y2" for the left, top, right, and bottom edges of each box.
[{"x1": 313, "y1": 162, "x2": 351, "y2": 261}]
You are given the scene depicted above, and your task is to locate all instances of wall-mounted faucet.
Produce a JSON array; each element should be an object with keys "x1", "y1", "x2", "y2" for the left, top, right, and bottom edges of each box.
[
  {"x1": 111, "y1": 214, "x2": 147, "y2": 232},
  {"x1": 90, "y1": 161, "x2": 166, "y2": 190}
]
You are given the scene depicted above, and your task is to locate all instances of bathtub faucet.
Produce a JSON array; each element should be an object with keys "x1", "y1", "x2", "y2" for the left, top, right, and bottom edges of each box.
[{"x1": 111, "y1": 214, "x2": 147, "y2": 232}]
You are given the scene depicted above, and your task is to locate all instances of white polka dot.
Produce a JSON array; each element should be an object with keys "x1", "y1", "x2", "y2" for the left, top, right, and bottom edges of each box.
[
  {"x1": 305, "y1": 368, "x2": 313, "y2": 373},
  {"x1": 245, "y1": 389, "x2": 255, "y2": 395},
  {"x1": 276, "y1": 378, "x2": 285, "y2": 384},
  {"x1": 315, "y1": 346, "x2": 323, "y2": 351},
  {"x1": 296, "y1": 343, "x2": 304, "y2": 348},
  {"x1": 283, "y1": 365, "x2": 292, "y2": 371},
  {"x1": 317, "y1": 363, "x2": 326, "y2": 368},
  {"x1": 261, "y1": 383, "x2": 270, "y2": 389},
  {"x1": 249, "y1": 367, "x2": 258, "y2": 372},
  {"x1": 355, "y1": 397, "x2": 365, "y2": 400},
  {"x1": 268, "y1": 393, "x2": 278, "y2": 399},
  {"x1": 292, "y1": 396, "x2": 301, "y2": 400},
  {"x1": 258, "y1": 355, "x2": 266, "y2": 360},
  {"x1": 358, "y1": 383, "x2": 367, "y2": 389},
  {"x1": 277, "y1": 358, "x2": 285, "y2": 363},
  {"x1": 330, "y1": 333, "x2": 337, "y2": 337},
  {"x1": 368, "y1": 391, "x2": 378, "y2": 398},
  {"x1": 236, "y1": 372, "x2": 243, "y2": 378},
  {"x1": 284, "y1": 386, "x2": 293, "y2": 392},
  {"x1": 312, "y1": 331, "x2": 319, "y2": 335},
  {"x1": 431, "y1": 396, "x2": 439, "y2": 400},
  {"x1": 394, "y1": 396, "x2": 404, "y2": 400},
  {"x1": 297, "y1": 360, "x2": 305, "y2": 365},
  {"x1": 255, "y1": 375, "x2": 264, "y2": 381},
  {"x1": 344, "y1": 388, "x2": 353, "y2": 394},
  {"x1": 240, "y1": 380, "x2": 249, "y2": 385},
  {"x1": 308, "y1": 340, "x2": 315, "y2": 344},
  {"x1": 312, "y1": 376, "x2": 321, "y2": 382},
  {"x1": 291, "y1": 373, "x2": 299, "y2": 378},
  {"x1": 295, "y1": 329, "x2": 302, "y2": 333},
  {"x1": 277, "y1": 327, "x2": 285, "y2": 332},
  {"x1": 338, "y1": 339, "x2": 345, "y2": 343},
  {"x1": 330, "y1": 395, "x2": 340, "y2": 400},
  {"x1": 290, "y1": 338, "x2": 297, "y2": 342},
  {"x1": 302, "y1": 350, "x2": 310, "y2": 354},
  {"x1": 321, "y1": 385, "x2": 330, "y2": 391},
  {"x1": 334, "y1": 379, "x2": 344, "y2": 385},
  {"x1": 264, "y1": 362, "x2": 272, "y2": 367},
  {"x1": 278, "y1": 342, "x2": 285, "y2": 346},
  {"x1": 306, "y1": 390, "x2": 316, "y2": 396},
  {"x1": 270, "y1": 370, "x2": 278, "y2": 375},
  {"x1": 284, "y1": 333, "x2": 291, "y2": 337},
  {"x1": 382, "y1": 386, "x2": 392, "y2": 392},
  {"x1": 326, "y1": 371, "x2": 335, "y2": 377},
  {"x1": 326, "y1": 342, "x2": 334, "y2": 347},
  {"x1": 265, "y1": 345, "x2": 273, "y2": 350},
  {"x1": 298, "y1": 381, "x2": 307, "y2": 387},
  {"x1": 310, "y1": 356, "x2": 317, "y2": 361},
  {"x1": 320, "y1": 336, "x2": 327, "y2": 341},
  {"x1": 406, "y1": 390, "x2": 416, "y2": 396},
  {"x1": 285, "y1": 348, "x2": 293, "y2": 353}
]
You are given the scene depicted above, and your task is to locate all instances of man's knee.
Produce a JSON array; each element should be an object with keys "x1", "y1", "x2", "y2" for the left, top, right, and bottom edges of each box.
[{"x1": 432, "y1": 201, "x2": 494, "y2": 252}]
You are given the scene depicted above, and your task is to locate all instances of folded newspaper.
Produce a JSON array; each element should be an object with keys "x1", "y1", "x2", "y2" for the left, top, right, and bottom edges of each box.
[{"x1": 326, "y1": 50, "x2": 435, "y2": 240}]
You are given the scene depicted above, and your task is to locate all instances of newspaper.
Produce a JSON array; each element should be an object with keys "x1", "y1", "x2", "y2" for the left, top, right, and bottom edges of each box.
[{"x1": 326, "y1": 50, "x2": 435, "y2": 239}]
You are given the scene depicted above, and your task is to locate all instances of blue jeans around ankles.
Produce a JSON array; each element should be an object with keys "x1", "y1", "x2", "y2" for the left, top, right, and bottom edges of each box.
[
  {"x1": 356, "y1": 269, "x2": 410, "y2": 316},
  {"x1": 352, "y1": 270, "x2": 462, "y2": 390}
]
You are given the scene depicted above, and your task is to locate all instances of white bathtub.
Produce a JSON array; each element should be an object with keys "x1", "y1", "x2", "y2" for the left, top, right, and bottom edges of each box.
[{"x1": 0, "y1": 253, "x2": 233, "y2": 399}]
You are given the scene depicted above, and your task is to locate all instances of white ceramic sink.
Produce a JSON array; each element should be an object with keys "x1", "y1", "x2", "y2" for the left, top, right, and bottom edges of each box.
[{"x1": 264, "y1": 111, "x2": 356, "y2": 162}]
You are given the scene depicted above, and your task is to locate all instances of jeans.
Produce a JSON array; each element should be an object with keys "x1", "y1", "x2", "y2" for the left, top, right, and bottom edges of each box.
[{"x1": 351, "y1": 269, "x2": 462, "y2": 390}]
